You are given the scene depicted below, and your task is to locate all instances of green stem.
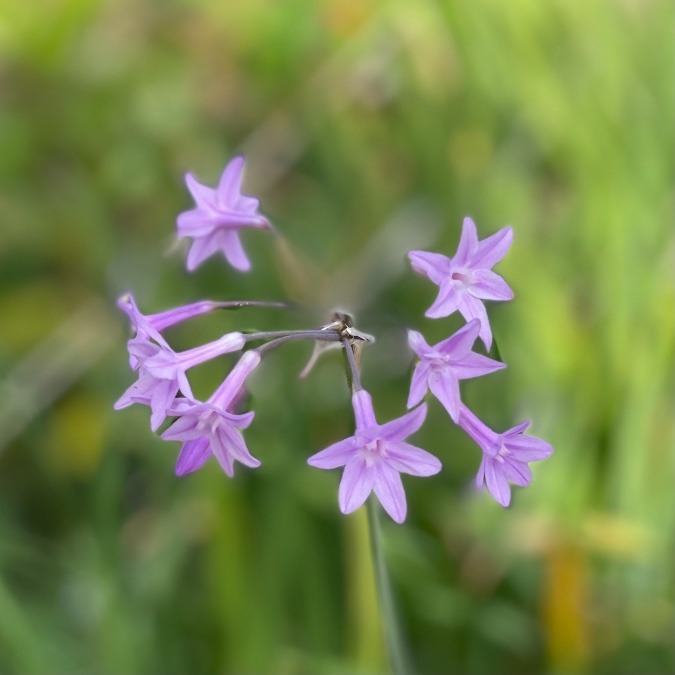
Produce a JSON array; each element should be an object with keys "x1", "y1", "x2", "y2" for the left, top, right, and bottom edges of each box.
[{"x1": 366, "y1": 497, "x2": 412, "y2": 675}]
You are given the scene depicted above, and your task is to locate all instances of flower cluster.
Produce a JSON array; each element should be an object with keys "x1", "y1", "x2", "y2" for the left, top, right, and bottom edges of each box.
[
  {"x1": 406, "y1": 217, "x2": 553, "y2": 506},
  {"x1": 116, "y1": 157, "x2": 552, "y2": 522}
]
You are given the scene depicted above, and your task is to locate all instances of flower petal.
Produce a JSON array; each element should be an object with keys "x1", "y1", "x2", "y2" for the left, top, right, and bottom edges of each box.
[
  {"x1": 386, "y1": 442, "x2": 441, "y2": 476},
  {"x1": 475, "y1": 456, "x2": 487, "y2": 487},
  {"x1": 175, "y1": 438, "x2": 211, "y2": 476},
  {"x1": 185, "y1": 173, "x2": 217, "y2": 209},
  {"x1": 307, "y1": 437, "x2": 358, "y2": 469},
  {"x1": 484, "y1": 459, "x2": 511, "y2": 507},
  {"x1": 504, "y1": 435, "x2": 554, "y2": 461},
  {"x1": 435, "y1": 319, "x2": 481, "y2": 359},
  {"x1": 161, "y1": 414, "x2": 202, "y2": 441},
  {"x1": 218, "y1": 425, "x2": 260, "y2": 468},
  {"x1": 352, "y1": 390, "x2": 377, "y2": 429},
  {"x1": 186, "y1": 234, "x2": 221, "y2": 271},
  {"x1": 456, "y1": 294, "x2": 492, "y2": 350},
  {"x1": 373, "y1": 465, "x2": 407, "y2": 523},
  {"x1": 428, "y1": 370, "x2": 461, "y2": 422},
  {"x1": 425, "y1": 279, "x2": 460, "y2": 319},
  {"x1": 454, "y1": 217, "x2": 479, "y2": 266},
  {"x1": 407, "y1": 330, "x2": 434, "y2": 359},
  {"x1": 221, "y1": 229, "x2": 251, "y2": 271},
  {"x1": 502, "y1": 460, "x2": 532, "y2": 487},
  {"x1": 210, "y1": 428, "x2": 236, "y2": 477},
  {"x1": 471, "y1": 226, "x2": 513, "y2": 269},
  {"x1": 217, "y1": 156, "x2": 245, "y2": 206},
  {"x1": 176, "y1": 209, "x2": 219, "y2": 237},
  {"x1": 378, "y1": 403, "x2": 427, "y2": 442},
  {"x1": 406, "y1": 362, "x2": 430, "y2": 409},
  {"x1": 338, "y1": 458, "x2": 375, "y2": 514},
  {"x1": 470, "y1": 269, "x2": 514, "y2": 301},
  {"x1": 452, "y1": 352, "x2": 506, "y2": 380},
  {"x1": 407, "y1": 250, "x2": 451, "y2": 285}
]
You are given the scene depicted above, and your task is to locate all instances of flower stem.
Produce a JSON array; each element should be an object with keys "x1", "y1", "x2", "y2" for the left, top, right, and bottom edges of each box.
[
  {"x1": 341, "y1": 337, "x2": 362, "y2": 392},
  {"x1": 255, "y1": 330, "x2": 341, "y2": 354},
  {"x1": 366, "y1": 497, "x2": 412, "y2": 675}
]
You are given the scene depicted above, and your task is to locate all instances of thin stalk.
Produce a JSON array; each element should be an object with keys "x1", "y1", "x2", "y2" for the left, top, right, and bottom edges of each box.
[
  {"x1": 255, "y1": 330, "x2": 341, "y2": 355},
  {"x1": 341, "y1": 336, "x2": 412, "y2": 675},
  {"x1": 341, "y1": 337, "x2": 362, "y2": 392},
  {"x1": 366, "y1": 497, "x2": 412, "y2": 675}
]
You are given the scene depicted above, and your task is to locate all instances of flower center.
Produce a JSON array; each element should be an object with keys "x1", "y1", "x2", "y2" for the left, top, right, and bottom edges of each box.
[
  {"x1": 451, "y1": 269, "x2": 474, "y2": 287},
  {"x1": 359, "y1": 438, "x2": 388, "y2": 467}
]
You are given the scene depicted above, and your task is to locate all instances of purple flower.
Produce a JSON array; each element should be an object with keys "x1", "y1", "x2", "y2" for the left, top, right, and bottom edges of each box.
[
  {"x1": 458, "y1": 404, "x2": 553, "y2": 507},
  {"x1": 117, "y1": 293, "x2": 237, "y2": 370},
  {"x1": 408, "y1": 217, "x2": 514, "y2": 349},
  {"x1": 115, "y1": 331, "x2": 245, "y2": 431},
  {"x1": 407, "y1": 319, "x2": 506, "y2": 422},
  {"x1": 177, "y1": 156, "x2": 271, "y2": 272},
  {"x1": 161, "y1": 350, "x2": 262, "y2": 476},
  {"x1": 307, "y1": 390, "x2": 440, "y2": 523}
]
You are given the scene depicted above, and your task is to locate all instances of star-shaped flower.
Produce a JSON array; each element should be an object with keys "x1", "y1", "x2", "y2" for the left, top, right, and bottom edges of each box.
[
  {"x1": 161, "y1": 350, "x2": 262, "y2": 476},
  {"x1": 408, "y1": 217, "x2": 514, "y2": 349},
  {"x1": 307, "y1": 390, "x2": 440, "y2": 523},
  {"x1": 177, "y1": 156, "x2": 271, "y2": 272},
  {"x1": 407, "y1": 319, "x2": 506, "y2": 422},
  {"x1": 458, "y1": 404, "x2": 553, "y2": 507},
  {"x1": 114, "y1": 331, "x2": 245, "y2": 431}
]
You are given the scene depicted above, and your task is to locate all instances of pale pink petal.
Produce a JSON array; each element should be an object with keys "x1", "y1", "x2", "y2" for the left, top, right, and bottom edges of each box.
[
  {"x1": 149, "y1": 380, "x2": 179, "y2": 431},
  {"x1": 428, "y1": 370, "x2": 461, "y2": 422},
  {"x1": 435, "y1": 319, "x2": 481, "y2": 358},
  {"x1": 175, "y1": 438, "x2": 211, "y2": 476},
  {"x1": 407, "y1": 330, "x2": 434, "y2": 359},
  {"x1": 185, "y1": 173, "x2": 218, "y2": 209},
  {"x1": 502, "y1": 460, "x2": 531, "y2": 487},
  {"x1": 161, "y1": 414, "x2": 202, "y2": 441},
  {"x1": 352, "y1": 390, "x2": 377, "y2": 429},
  {"x1": 186, "y1": 234, "x2": 221, "y2": 271},
  {"x1": 454, "y1": 217, "x2": 479, "y2": 266},
  {"x1": 307, "y1": 437, "x2": 358, "y2": 469},
  {"x1": 386, "y1": 442, "x2": 441, "y2": 476},
  {"x1": 484, "y1": 459, "x2": 511, "y2": 506},
  {"x1": 220, "y1": 229, "x2": 251, "y2": 272},
  {"x1": 176, "y1": 209, "x2": 218, "y2": 236},
  {"x1": 470, "y1": 269, "x2": 514, "y2": 301},
  {"x1": 471, "y1": 226, "x2": 513, "y2": 269},
  {"x1": 373, "y1": 465, "x2": 407, "y2": 523},
  {"x1": 217, "y1": 157, "x2": 245, "y2": 206},
  {"x1": 378, "y1": 403, "x2": 427, "y2": 442},
  {"x1": 210, "y1": 429, "x2": 236, "y2": 477},
  {"x1": 218, "y1": 426, "x2": 260, "y2": 468},
  {"x1": 406, "y1": 362, "x2": 430, "y2": 409},
  {"x1": 407, "y1": 250, "x2": 451, "y2": 285},
  {"x1": 505, "y1": 436, "x2": 553, "y2": 461},
  {"x1": 506, "y1": 420, "x2": 531, "y2": 436},
  {"x1": 475, "y1": 456, "x2": 487, "y2": 487},
  {"x1": 338, "y1": 458, "x2": 375, "y2": 514},
  {"x1": 425, "y1": 279, "x2": 459, "y2": 319},
  {"x1": 456, "y1": 294, "x2": 492, "y2": 350},
  {"x1": 452, "y1": 352, "x2": 506, "y2": 380}
]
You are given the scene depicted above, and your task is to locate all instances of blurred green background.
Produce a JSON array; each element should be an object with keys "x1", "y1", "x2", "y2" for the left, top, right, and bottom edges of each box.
[{"x1": 0, "y1": 0, "x2": 673, "y2": 673}]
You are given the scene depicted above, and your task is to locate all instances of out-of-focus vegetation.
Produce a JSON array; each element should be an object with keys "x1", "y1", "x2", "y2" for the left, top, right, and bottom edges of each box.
[{"x1": 0, "y1": 0, "x2": 672, "y2": 673}]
